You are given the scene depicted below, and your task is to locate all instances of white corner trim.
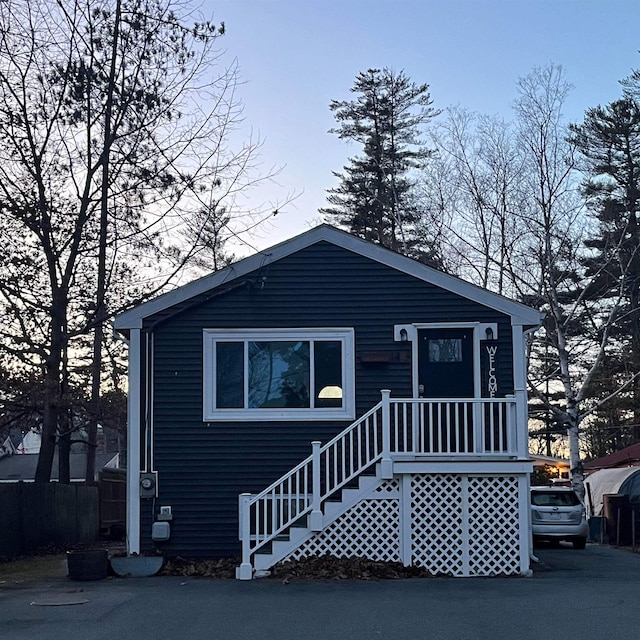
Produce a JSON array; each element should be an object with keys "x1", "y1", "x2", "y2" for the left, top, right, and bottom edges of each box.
[{"x1": 126, "y1": 329, "x2": 141, "y2": 555}]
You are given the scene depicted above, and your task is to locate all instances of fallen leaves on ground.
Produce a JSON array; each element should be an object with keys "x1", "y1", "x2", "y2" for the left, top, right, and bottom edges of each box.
[
  {"x1": 159, "y1": 556, "x2": 239, "y2": 579},
  {"x1": 159, "y1": 554, "x2": 434, "y2": 581},
  {"x1": 269, "y1": 555, "x2": 433, "y2": 581}
]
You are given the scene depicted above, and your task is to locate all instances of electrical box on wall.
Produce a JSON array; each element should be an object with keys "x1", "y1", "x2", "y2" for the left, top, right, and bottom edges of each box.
[
  {"x1": 152, "y1": 521, "x2": 170, "y2": 541},
  {"x1": 139, "y1": 471, "x2": 158, "y2": 498},
  {"x1": 158, "y1": 506, "x2": 173, "y2": 521}
]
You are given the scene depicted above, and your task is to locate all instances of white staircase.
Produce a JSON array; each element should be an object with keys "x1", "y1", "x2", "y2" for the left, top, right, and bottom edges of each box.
[
  {"x1": 236, "y1": 390, "x2": 521, "y2": 580},
  {"x1": 252, "y1": 469, "x2": 385, "y2": 572}
]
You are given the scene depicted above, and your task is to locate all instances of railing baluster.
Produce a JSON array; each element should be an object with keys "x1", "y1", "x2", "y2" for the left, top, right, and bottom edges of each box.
[
  {"x1": 325, "y1": 449, "x2": 330, "y2": 493},
  {"x1": 254, "y1": 498, "x2": 259, "y2": 544},
  {"x1": 303, "y1": 463, "x2": 308, "y2": 507},
  {"x1": 428, "y1": 402, "x2": 434, "y2": 453},
  {"x1": 489, "y1": 405, "x2": 497, "y2": 453},
  {"x1": 364, "y1": 417, "x2": 370, "y2": 463},
  {"x1": 445, "y1": 402, "x2": 450, "y2": 453},
  {"x1": 373, "y1": 413, "x2": 379, "y2": 457},
  {"x1": 458, "y1": 402, "x2": 470, "y2": 453},
  {"x1": 350, "y1": 429, "x2": 354, "y2": 476},
  {"x1": 402, "y1": 402, "x2": 409, "y2": 452}
]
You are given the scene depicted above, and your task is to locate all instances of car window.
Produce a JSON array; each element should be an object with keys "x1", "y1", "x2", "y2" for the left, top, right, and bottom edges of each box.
[{"x1": 531, "y1": 491, "x2": 580, "y2": 507}]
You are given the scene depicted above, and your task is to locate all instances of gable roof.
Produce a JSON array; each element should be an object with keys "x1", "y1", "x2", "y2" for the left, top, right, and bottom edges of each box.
[{"x1": 114, "y1": 224, "x2": 543, "y2": 330}]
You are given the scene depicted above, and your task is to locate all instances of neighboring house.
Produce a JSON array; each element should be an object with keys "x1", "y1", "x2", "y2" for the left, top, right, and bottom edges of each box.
[
  {"x1": 1, "y1": 435, "x2": 17, "y2": 459},
  {"x1": 0, "y1": 452, "x2": 119, "y2": 483},
  {"x1": 530, "y1": 454, "x2": 570, "y2": 481},
  {"x1": 114, "y1": 225, "x2": 542, "y2": 578},
  {"x1": 14, "y1": 429, "x2": 42, "y2": 454},
  {"x1": 584, "y1": 443, "x2": 640, "y2": 473}
]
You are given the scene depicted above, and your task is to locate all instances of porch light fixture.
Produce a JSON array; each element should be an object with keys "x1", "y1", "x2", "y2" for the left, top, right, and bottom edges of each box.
[
  {"x1": 485, "y1": 327, "x2": 494, "y2": 341},
  {"x1": 318, "y1": 385, "x2": 343, "y2": 399},
  {"x1": 399, "y1": 328, "x2": 408, "y2": 342}
]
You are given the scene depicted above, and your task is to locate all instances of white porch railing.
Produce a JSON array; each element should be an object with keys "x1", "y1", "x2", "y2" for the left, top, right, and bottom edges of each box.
[{"x1": 237, "y1": 390, "x2": 518, "y2": 578}]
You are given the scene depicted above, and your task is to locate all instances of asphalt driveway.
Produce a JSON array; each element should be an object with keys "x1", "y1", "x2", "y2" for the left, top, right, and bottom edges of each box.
[{"x1": 1, "y1": 543, "x2": 638, "y2": 640}]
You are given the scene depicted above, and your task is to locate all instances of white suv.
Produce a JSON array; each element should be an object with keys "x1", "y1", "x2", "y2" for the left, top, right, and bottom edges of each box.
[{"x1": 531, "y1": 486, "x2": 589, "y2": 549}]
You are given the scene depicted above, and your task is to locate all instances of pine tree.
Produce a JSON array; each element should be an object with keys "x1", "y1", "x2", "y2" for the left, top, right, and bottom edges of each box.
[
  {"x1": 570, "y1": 97, "x2": 640, "y2": 444},
  {"x1": 321, "y1": 68, "x2": 440, "y2": 263}
]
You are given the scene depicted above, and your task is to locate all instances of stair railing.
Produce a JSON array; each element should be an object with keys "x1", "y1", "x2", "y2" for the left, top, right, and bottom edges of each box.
[
  {"x1": 237, "y1": 390, "x2": 517, "y2": 578},
  {"x1": 237, "y1": 397, "x2": 386, "y2": 578}
]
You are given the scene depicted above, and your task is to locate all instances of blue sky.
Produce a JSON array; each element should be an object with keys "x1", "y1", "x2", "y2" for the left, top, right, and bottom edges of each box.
[{"x1": 202, "y1": 0, "x2": 640, "y2": 253}]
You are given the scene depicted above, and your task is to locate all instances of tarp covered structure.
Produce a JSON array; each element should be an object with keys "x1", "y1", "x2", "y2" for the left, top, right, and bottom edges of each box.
[{"x1": 584, "y1": 467, "x2": 640, "y2": 517}]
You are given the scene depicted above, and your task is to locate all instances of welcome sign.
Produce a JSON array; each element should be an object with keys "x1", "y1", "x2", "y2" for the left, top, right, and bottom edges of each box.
[{"x1": 482, "y1": 341, "x2": 499, "y2": 398}]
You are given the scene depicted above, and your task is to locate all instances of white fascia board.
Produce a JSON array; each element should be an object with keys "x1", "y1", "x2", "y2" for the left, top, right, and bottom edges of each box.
[{"x1": 114, "y1": 224, "x2": 543, "y2": 330}]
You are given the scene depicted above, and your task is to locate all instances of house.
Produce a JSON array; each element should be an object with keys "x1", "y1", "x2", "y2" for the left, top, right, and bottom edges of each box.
[
  {"x1": 530, "y1": 454, "x2": 571, "y2": 482},
  {"x1": 1, "y1": 434, "x2": 16, "y2": 459},
  {"x1": 114, "y1": 225, "x2": 542, "y2": 578},
  {"x1": 584, "y1": 443, "x2": 640, "y2": 473}
]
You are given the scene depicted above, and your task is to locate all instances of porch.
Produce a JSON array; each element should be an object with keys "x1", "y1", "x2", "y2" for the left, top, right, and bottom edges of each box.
[{"x1": 237, "y1": 390, "x2": 532, "y2": 579}]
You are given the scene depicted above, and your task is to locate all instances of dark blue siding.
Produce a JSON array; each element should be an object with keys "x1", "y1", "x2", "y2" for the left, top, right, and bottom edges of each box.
[{"x1": 140, "y1": 241, "x2": 514, "y2": 557}]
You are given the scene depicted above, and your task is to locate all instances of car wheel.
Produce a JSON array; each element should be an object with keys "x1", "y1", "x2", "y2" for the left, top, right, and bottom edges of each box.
[{"x1": 573, "y1": 537, "x2": 587, "y2": 550}]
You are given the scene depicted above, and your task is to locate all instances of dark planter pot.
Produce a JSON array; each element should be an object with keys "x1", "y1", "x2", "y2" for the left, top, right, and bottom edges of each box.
[{"x1": 67, "y1": 549, "x2": 109, "y2": 581}]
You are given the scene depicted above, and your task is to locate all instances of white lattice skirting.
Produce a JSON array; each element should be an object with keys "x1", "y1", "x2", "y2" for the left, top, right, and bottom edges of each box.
[{"x1": 286, "y1": 473, "x2": 526, "y2": 577}]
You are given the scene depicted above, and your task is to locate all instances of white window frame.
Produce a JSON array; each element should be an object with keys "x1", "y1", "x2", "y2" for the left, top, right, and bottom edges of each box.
[{"x1": 203, "y1": 328, "x2": 355, "y2": 421}]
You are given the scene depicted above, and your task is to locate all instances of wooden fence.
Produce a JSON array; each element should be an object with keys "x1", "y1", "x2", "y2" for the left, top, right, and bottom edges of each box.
[{"x1": 0, "y1": 483, "x2": 99, "y2": 559}]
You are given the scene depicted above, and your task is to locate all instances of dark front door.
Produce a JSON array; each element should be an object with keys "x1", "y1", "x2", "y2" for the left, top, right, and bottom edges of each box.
[
  {"x1": 418, "y1": 328, "x2": 474, "y2": 398},
  {"x1": 417, "y1": 328, "x2": 475, "y2": 453}
]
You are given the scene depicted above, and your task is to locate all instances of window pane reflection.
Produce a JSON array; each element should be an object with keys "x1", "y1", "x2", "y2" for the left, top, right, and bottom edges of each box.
[
  {"x1": 315, "y1": 341, "x2": 343, "y2": 408},
  {"x1": 248, "y1": 341, "x2": 310, "y2": 408},
  {"x1": 216, "y1": 342, "x2": 244, "y2": 408}
]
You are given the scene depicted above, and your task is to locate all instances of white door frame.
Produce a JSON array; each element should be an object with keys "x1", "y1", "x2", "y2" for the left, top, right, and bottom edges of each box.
[{"x1": 394, "y1": 322, "x2": 498, "y2": 398}]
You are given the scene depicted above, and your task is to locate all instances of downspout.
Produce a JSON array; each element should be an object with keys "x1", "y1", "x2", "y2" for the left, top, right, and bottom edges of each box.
[{"x1": 126, "y1": 328, "x2": 142, "y2": 555}]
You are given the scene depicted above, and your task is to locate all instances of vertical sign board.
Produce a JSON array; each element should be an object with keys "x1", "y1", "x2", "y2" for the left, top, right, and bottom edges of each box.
[{"x1": 481, "y1": 340, "x2": 499, "y2": 398}]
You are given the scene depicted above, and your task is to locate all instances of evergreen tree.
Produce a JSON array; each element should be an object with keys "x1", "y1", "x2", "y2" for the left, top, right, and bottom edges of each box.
[
  {"x1": 321, "y1": 68, "x2": 440, "y2": 263},
  {"x1": 569, "y1": 97, "x2": 640, "y2": 444}
]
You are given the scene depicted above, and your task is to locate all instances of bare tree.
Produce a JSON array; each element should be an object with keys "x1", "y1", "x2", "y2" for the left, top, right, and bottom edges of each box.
[
  {"x1": 423, "y1": 106, "x2": 525, "y2": 293},
  {"x1": 420, "y1": 64, "x2": 637, "y2": 497},
  {"x1": 0, "y1": 0, "x2": 271, "y2": 482}
]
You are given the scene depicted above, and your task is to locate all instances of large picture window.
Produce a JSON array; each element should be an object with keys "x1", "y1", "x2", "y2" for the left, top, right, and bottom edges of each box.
[{"x1": 203, "y1": 329, "x2": 355, "y2": 421}]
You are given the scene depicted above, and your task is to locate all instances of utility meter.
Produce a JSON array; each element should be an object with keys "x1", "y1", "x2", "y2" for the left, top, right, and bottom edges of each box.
[{"x1": 139, "y1": 472, "x2": 158, "y2": 498}]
